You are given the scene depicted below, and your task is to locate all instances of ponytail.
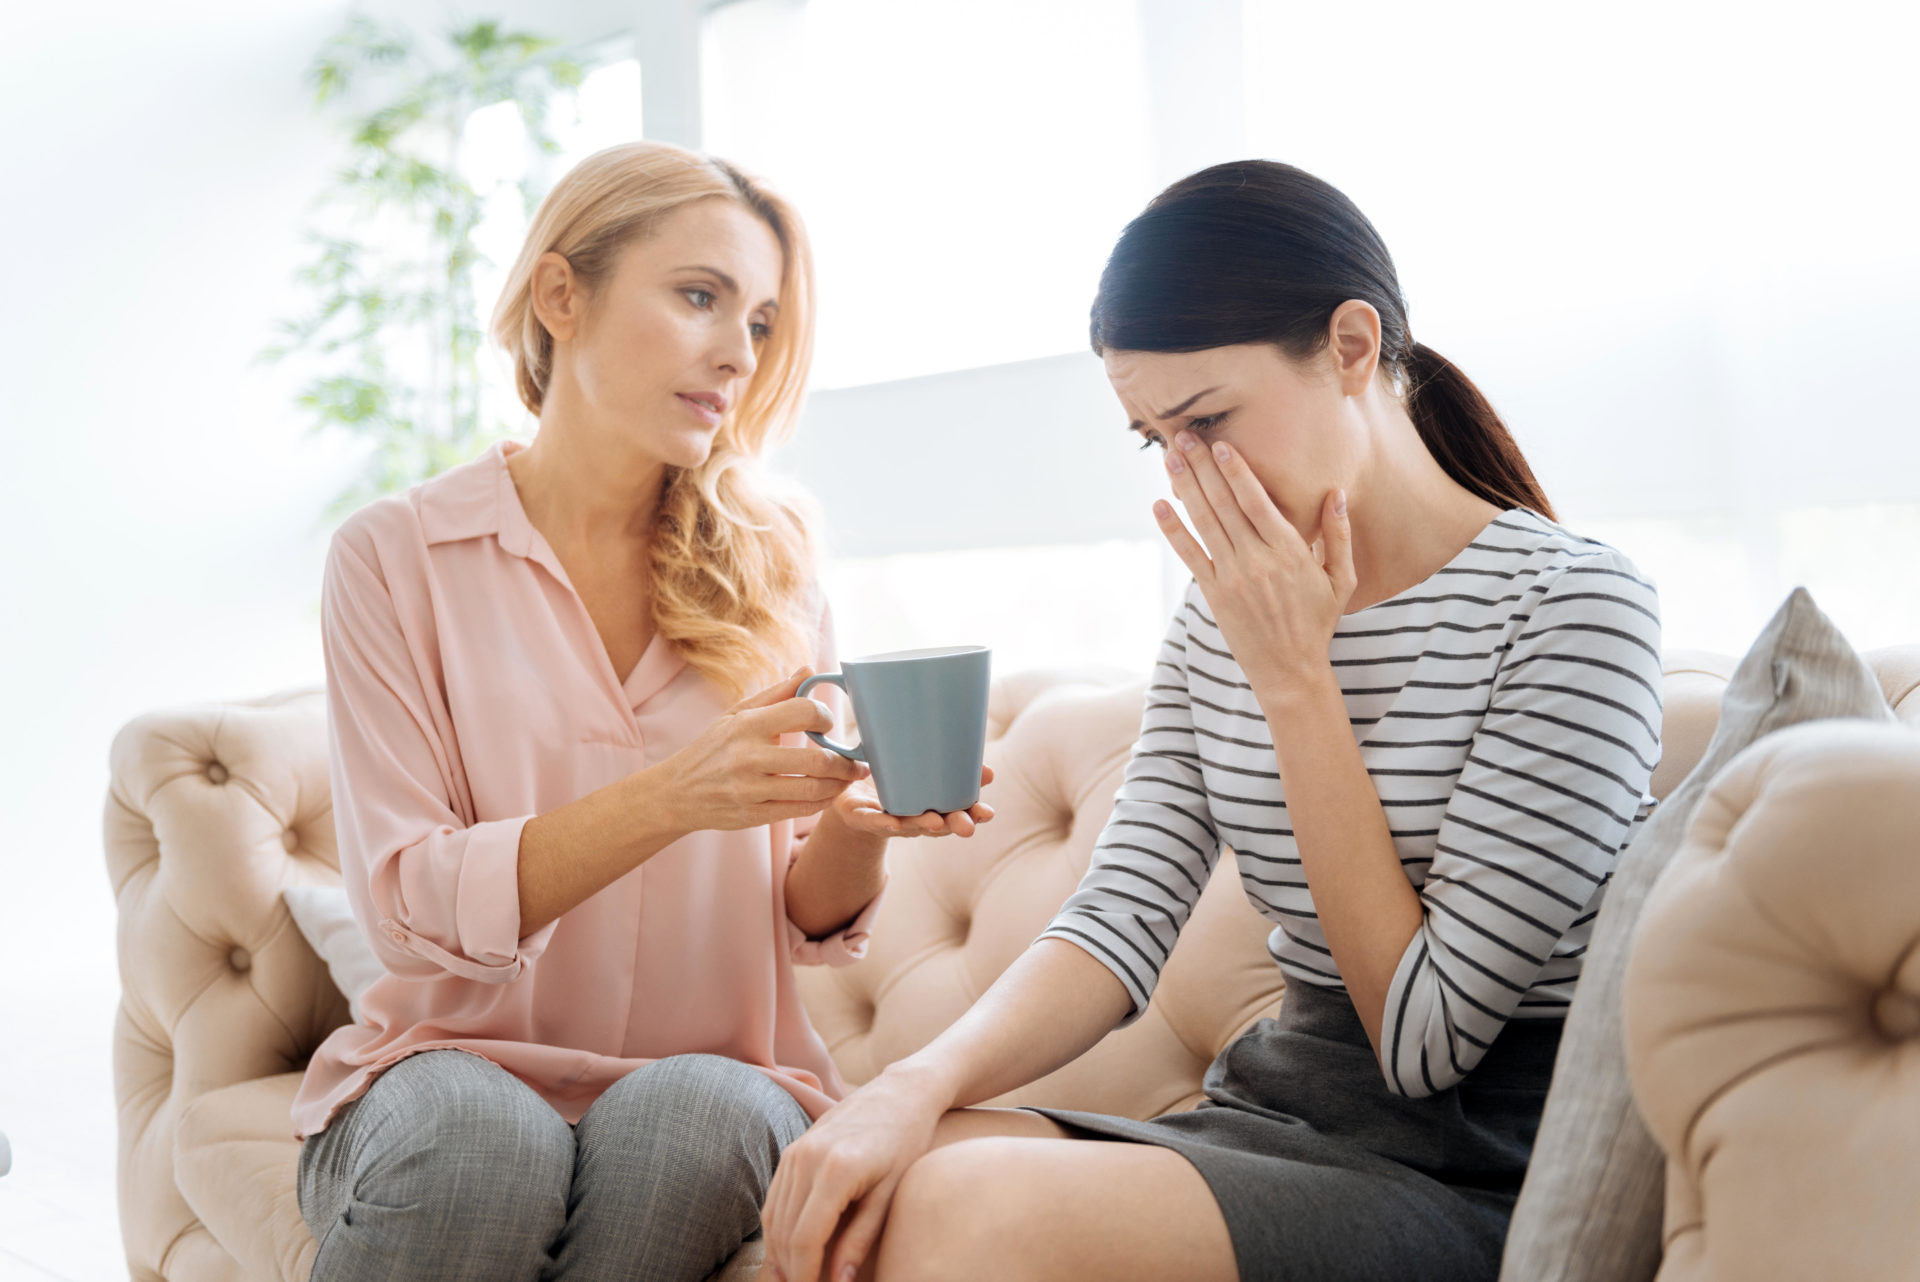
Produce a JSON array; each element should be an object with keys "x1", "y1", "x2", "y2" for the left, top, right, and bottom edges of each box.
[{"x1": 1403, "y1": 343, "x2": 1554, "y2": 519}]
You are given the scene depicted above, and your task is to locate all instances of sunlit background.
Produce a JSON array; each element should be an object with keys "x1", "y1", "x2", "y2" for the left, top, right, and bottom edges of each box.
[{"x1": 2, "y1": 0, "x2": 1915, "y2": 1276}]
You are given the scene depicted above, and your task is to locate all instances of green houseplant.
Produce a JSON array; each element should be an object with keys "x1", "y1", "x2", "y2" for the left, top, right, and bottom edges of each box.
[{"x1": 259, "y1": 15, "x2": 592, "y2": 523}]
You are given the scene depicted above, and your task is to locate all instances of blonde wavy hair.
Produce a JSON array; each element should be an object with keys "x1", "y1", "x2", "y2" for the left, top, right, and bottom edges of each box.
[{"x1": 489, "y1": 141, "x2": 822, "y2": 702}]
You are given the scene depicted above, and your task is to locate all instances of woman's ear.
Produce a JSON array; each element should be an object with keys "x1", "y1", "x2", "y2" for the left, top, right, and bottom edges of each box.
[
  {"x1": 1327, "y1": 299, "x2": 1382, "y2": 398},
  {"x1": 530, "y1": 250, "x2": 583, "y2": 344}
]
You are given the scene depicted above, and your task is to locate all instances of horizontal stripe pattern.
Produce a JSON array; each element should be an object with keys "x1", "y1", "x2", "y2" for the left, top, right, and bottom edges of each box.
[{"x1": 1036, "y1": 507, "x2": 1662, "y2": 1099}]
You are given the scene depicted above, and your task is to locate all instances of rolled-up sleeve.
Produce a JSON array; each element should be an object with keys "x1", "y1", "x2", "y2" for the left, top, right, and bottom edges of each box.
[
  {"x1": 784, "y1": 882, "x2": 884, "y2": 967},
  {"x1": 781, "y1": 592, "x2": 887, "y2": 967},
  {"x1": 322, "y1": 528, "x2": 552, "y2": 984}
]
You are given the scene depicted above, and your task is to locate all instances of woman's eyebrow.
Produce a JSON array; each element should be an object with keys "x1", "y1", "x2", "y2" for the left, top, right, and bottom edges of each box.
[
  {"x1": 1127, "y1": 385, "x2": 1223, "y2": 433},
  {"x1": 676, "y1": 264, "x2": 778, "y2": 314}
]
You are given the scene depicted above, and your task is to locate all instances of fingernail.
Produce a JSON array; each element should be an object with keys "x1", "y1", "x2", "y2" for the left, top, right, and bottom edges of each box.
[
  {"x1": 1153, "y1": 499, "x2": 1171, "y2": 518},
  {"x1": 1166, "y1": 450, "x2": 1186, "y2": 474},
  {"x1": 1334, "y1": 489, "x2": 1348, "y2": 516},
  {"x1": 1212, "y1": 441, "x2": 1231, "y2": 464},
  {"x1": 1176, "y1": 430, "x2": 1199, "y2": 453},
  {"x1": 842, "y1": 1265, "x2": 858, "y2": 1282}
]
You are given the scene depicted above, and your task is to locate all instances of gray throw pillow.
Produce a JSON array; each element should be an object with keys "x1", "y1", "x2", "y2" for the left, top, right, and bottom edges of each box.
[{"x1": 1499, "y1": 586, "x2": 1894, "y2": 1281}]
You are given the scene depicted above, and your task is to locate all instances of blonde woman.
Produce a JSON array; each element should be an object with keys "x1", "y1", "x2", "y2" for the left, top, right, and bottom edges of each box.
[{"x1": 289, "y1": 141, "x2": 993, "y2": 1282}]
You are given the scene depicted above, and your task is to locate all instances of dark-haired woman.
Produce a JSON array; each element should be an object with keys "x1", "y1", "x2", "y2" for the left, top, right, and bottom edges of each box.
[{"x1": 756, "y1": 161, "x2": 1663, "y2": 1282}]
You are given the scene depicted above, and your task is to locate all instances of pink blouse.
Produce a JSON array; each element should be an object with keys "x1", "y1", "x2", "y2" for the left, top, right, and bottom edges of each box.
[{"x1": 290, "y1": 438, "x2": 882, "y2": 1141}]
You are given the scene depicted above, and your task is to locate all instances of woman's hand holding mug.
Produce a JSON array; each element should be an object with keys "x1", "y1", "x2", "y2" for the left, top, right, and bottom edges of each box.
[
  {"x1": 828, "y1": 764, "x2": 996, "y2": 839},
  {"x1": 655, "y1": 667, "x2": 871, "y2": 832}
]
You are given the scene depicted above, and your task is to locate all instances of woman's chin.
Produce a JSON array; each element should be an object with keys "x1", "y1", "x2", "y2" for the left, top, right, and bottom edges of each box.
[{"x1": 653, "y1": 424, "x2": 721, "y2": 470}]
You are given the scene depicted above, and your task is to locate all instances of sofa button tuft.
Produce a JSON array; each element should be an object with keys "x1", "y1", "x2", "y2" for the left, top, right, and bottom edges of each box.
[
  {"x1": 206, "y1": 762, "x2": 229, "y2": 785},
  {"x1": 282, "y1": 829, "x2": 299, "y2": 853},
  {"x1": 1873, "y1": 988, "x2": 1920, "y2": 1039},
  {"x1": 229, "y1": 946, "x2": 251, "y2": 972}
]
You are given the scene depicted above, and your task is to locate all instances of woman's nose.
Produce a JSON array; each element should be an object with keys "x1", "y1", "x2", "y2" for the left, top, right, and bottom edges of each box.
[{"x1": 716, "y1": 325, "x2": 757, "y2": 381}]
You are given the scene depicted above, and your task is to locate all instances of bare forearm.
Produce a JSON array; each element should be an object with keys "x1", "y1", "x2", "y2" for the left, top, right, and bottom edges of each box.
[
  {"x1": 883, "y1": 938, "x2": 1134, "y2": 1108},
  {"x1": 783, "y1": 806, "x2": 888, "y2": 938},
  {"x1": 1258, "y1": 668, "x2": 1423, "y2": 1054},
  {"x1": 516, "y1": 767, "x2": 686, "y2": 936}
]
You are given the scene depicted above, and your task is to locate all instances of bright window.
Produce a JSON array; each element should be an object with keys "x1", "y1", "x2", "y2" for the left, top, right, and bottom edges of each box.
[
  {"x1": 1240, "y1": 0, "x2": 1920, "y2": 655},
  {"x1": 821, "y1": 538, "x2": 1171, "y2": 677},
  {"x1": 700, "y1": 0, "x2": 1157, "y2": 389}
]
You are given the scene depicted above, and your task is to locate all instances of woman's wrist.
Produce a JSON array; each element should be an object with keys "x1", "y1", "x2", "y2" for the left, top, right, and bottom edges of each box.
[
  {"x1": 878, "y1": 1051, "x2": 964, "y2": 1112},
  {"x1": 620, "y1": 761, "x2": 692, "y2": 853},
  {"x1": 785, "y1": 802, "x2": 889, "y2": 938},
  {"x1": 813, "y1": 798, "x2": 890, "y2": 861},
  {"x1": 1252, "y1": 663, "x2": 1343, "y2": 722}
]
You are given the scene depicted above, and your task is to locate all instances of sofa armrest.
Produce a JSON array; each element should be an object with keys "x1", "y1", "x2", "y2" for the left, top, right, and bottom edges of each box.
[
  {"x1": 1621, "y1": 719, "x2": 1920, "y2": 1282},
  {"x1": 105, "y1": 688, "x2": 352, "y2": 1281}
]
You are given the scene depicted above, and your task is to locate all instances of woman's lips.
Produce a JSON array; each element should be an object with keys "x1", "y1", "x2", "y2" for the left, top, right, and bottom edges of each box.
[{"x1": 677, "y1": 393, "x2": 722, "y2": 426}]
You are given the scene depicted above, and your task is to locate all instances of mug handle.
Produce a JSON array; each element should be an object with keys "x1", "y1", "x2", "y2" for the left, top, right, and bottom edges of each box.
[{"x1": 796, "y1": 673, "x2": 866, "y2": 761}]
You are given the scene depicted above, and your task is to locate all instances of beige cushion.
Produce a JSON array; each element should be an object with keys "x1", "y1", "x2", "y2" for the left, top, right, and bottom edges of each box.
[
  {"x1": 1622, "y1": 720, "x2": 1920, "y2": 1280},
  {"x1": 1500, "y1": 588, "x2": 1895, "y2": 1282}
]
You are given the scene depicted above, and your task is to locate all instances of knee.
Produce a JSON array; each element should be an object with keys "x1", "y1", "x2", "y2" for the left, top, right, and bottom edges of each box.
[
  {"x1": 602, "y1": 1052, "x2": 780, "y2": 1117},
  {"x1": 358, "y1": 1057, "x2": 574, "y2": 1231},
  {"x1": 308, "y1": 1086, "x2": 572, "y2": 1277},
  {"x1": 577, "y1": 1053, "x2": 800, "y2": 1189},
  {"x1": 879, "y1": 1142, "x2": 1042, "y2": 1282},
  {"x1": 437, "y1": 1104, "x2": 574, "y2": 1213}
]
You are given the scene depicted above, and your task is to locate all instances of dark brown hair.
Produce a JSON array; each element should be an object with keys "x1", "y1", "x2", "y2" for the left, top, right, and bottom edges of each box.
[{"x1": 1089, "y1": 160, "x2": 1553, "y2": 520}]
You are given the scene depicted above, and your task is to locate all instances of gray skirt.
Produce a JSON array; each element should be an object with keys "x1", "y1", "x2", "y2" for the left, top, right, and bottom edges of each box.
[{"x1": 1023, "y1": 980, "x2": 1561, "y2": 1282}]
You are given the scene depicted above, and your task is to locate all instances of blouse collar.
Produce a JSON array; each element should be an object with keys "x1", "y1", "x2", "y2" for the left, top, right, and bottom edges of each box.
[{"x1": 416, "y1": 438, "x2": 690, "y2": 708}]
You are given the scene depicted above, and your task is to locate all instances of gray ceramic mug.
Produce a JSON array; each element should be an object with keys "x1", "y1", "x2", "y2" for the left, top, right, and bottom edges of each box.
[{"x1": 798, "y1": 645, "x2": 991, "y2": 816}]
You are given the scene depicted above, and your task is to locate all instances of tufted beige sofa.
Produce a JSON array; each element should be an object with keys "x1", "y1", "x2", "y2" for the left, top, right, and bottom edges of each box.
[{"x1": 105, "y1": 653, "x2": 1920, "y2": 1282}]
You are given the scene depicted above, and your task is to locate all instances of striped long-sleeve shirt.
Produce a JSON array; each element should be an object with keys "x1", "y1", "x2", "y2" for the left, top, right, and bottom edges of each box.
[{"x1": 1037, "y1": 507, "x2": 1663, "y2": 1098}]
